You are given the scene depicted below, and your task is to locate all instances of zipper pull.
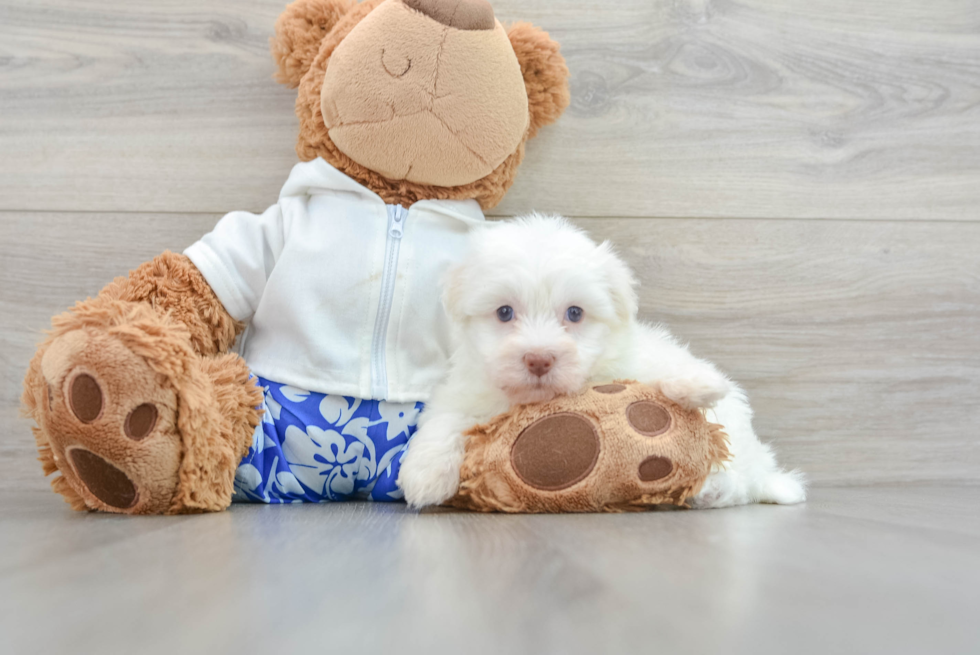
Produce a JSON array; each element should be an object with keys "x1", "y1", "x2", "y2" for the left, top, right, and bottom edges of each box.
[{"x1": 388, "y1": 205, "x2": 406, "y2": 239}]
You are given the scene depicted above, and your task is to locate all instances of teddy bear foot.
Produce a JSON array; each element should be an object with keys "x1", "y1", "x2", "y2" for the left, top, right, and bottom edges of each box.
[
  {"x1": 24, "y1": 299, "x2": 261, "y2": 515},
  {"x1": 449, "y1": 381, "x2": 731, "y2": 513},
  {"x1": 31, "y1": 327, "x2": 185, "y2": 514}
]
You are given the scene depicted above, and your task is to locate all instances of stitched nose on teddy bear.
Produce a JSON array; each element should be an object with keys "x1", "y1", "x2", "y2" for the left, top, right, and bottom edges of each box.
[{"x1": 403, "y1": 0, "x2": 495, "y2": 31}]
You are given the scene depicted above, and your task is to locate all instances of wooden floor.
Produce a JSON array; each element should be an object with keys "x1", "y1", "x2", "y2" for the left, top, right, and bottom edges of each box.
[
  {"x1": 2, "y1": 485, "x2": 978, "y2": 654},
  {"x1": 2, "y1": 1, "x2": 979, "y2": 650}
]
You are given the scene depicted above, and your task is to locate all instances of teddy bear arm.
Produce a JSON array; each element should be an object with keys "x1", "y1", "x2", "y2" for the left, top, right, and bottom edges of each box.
[{"x1": 104, "y1": 251, "x2": 243, "y2": 357}]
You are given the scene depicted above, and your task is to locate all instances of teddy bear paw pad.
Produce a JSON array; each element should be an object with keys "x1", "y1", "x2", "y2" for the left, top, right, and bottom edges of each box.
[
  {"x1": 638, "y1": 455, "x2": 673, "y2": 482},
  {"x1": 67, "y1": 448, "x2": 139, "y2": 509},
  {"x1": 510, "y1": 412, "x2": 599, "y2": 491},
  {"x1": 124, "y1": 404, "x2": 158, "y2": 440},
  {"x1": 626, "y1": 401, "x2": 671, "y2": 437},
  {"x1": 68, "y1": 373, "x2": 103, "y2": 423}
]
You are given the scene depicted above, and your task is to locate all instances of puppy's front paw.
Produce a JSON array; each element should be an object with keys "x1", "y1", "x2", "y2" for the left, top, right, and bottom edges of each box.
[
  {"x1": 659, "y1": 371, "x2": 731, "y2": 410},
  {"x1": 397, "y1": 449, "x2": 462, "y2": 509}
]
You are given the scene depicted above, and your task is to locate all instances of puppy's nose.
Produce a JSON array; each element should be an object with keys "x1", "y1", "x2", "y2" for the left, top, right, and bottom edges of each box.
[
  {"x1": 403, "y1": 0, "x2": 496, "y2": 31},
  {"x1": 524, "y1": 354, "x2": 555, "y2": 378}
]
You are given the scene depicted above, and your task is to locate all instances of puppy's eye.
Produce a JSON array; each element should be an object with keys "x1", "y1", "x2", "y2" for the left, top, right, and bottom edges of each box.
[
  {"x1": 496, "y1": 306, "x2": 514, "y2": 322},
  {"x1": 565, "y1": 306, "x2": 584, "y2": 323}
]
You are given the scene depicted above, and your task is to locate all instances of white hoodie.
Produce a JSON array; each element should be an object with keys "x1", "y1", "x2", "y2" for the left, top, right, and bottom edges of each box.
[{"x1": 184, "y1": 158, "x2": 486, "y2": 402}]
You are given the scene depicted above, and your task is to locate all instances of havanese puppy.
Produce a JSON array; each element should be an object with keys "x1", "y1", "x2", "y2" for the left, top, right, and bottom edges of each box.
[{"x1": 398, "y1": 215, "x2": 805, "y2": 509}]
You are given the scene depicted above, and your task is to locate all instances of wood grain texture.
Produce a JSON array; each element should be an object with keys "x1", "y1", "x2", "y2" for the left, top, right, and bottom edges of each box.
[
  {"x1": 1, "y1": 486, "x2": 979, "y2": 654},
  {"x1": 1, "y1": 212, "x2": 223, "y2": 492},
  {"x1": 2, "y1": 0, "x2": 980, "y2": 218},
  {"x1": 575, "y1": 217, "x2": 980, "y2": 485},
  {"x1": 4, "y1": 213, "x2": 978, "y2": 488}
]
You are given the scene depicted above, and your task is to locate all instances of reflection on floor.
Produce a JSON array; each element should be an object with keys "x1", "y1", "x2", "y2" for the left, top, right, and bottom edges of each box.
[{"x1": 2, "y1": 485, "x2": 977, "y2": 655}]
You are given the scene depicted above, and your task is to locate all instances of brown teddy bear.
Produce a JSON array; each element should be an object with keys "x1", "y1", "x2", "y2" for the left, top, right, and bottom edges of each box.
[
  {"x1": 448, "y1": 381, "x2": 730, "y2": 513},
  {"x1": 21, "y1": 0, "x2": 570, "y2": 514}
]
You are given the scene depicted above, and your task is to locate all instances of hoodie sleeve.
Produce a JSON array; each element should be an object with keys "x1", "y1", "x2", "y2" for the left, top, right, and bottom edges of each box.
[{"x1": 183, "y1": 203, "x2": 285, "y2": 322}]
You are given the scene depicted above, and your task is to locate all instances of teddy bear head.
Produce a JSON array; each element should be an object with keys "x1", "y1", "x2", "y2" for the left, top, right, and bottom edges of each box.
[{"x1": 271, "y1": 0, "x2": 570, "y2": 209}]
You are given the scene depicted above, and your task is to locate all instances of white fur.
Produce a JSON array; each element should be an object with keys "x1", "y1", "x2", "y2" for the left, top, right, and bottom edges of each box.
[{"x1": 398, "y1": 215, "x2": 806, "y2": 509}]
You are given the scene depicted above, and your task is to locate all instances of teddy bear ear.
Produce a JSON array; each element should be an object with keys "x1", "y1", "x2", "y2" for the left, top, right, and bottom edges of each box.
[
  {"x1": 271, "y1": 0, "x2": 357, "y2": 88},
  {"x1": 507, "y1": 22, "x2": 571, "y2": 139}
]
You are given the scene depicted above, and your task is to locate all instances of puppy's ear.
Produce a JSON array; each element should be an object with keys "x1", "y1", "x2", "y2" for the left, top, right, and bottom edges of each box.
[
  {"x1": 271, "y1": 0, "x2": 357, "y2": 88},
  {"x1": 507, "y1": 23, "x2": 571, "y2": 139},
  {"x1": 598, "y1": 242, "x2": 639, "y2": 323},
  {"x1": 441, "y1": 262, "x2": 469, "y2": 324}
]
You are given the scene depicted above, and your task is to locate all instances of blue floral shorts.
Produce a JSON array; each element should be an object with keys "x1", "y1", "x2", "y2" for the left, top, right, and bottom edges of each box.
[{"x1": 232, "y1": 376, "x2": 424, "y2": 503}]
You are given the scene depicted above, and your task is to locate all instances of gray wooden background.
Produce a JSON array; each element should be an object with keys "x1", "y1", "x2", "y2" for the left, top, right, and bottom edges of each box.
[{"x1": 2, "y1": 0, "x2": 979, "y2": 492}]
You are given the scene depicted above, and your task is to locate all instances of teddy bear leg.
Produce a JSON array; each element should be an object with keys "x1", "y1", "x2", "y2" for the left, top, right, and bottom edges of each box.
[{"x1": 22, "y1": 300, "x2": 260, "y2": 514}]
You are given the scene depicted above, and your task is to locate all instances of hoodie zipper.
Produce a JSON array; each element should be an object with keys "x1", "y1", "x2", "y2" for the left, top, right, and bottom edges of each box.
[{"x1": 370, "y1": 204, "x2": 408, "y2": 399}]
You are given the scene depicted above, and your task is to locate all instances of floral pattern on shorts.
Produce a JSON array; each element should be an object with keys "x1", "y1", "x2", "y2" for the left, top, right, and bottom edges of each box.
[{"x1": 232, "y1": 376, "x2": 424, "y2": 503}]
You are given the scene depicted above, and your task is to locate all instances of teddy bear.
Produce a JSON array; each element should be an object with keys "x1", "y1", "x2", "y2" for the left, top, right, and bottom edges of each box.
[
  {"x1": 21, "y1": 0, "x2": 570, "y2": 514},
  {"x1": 448, "y1": 381, "x2": 730, "y2": 513}
]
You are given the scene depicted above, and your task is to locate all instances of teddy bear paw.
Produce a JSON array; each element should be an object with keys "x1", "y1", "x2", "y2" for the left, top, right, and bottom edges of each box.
[
  {"x1": 33, "y1": 328, "x2": 183, "y2": 514},
  {"x1": 452, "y1": 381, "x2": 731, "y2": 513}
]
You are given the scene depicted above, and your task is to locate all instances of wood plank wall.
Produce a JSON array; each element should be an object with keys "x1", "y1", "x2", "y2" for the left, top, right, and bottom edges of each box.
[{"x1": 2, "y1": 0, "x2": 978, "y2": 491}]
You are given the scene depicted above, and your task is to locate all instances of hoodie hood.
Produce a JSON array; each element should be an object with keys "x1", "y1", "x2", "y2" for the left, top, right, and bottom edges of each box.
[{"x1": 279, "y1": 157, "x2": 485, "y2": 225}]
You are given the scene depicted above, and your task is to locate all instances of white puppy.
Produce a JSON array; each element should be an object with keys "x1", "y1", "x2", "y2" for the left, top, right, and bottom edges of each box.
[{"x1": 398, "y1": 215, "x2": 805, "y2": 509}]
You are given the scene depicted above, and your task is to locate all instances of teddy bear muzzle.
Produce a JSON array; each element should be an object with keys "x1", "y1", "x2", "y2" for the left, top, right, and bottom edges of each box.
[{"x1": 319, "y1": 0, "x2": 529, "y2": 187}]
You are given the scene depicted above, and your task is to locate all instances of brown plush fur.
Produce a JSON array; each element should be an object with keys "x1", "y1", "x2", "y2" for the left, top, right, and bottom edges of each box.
[
  {"x1": 22, "y1": 255, "x2": 261, "y2": 514},
  {"x1": 447, "y1": 381, "x2": 730, "y2": 513},
  {"x1": 278, "y1": 0, "x2": 569, "y2": 208},
  {"x1": 100, "y1": 251, "x2": 244, "y2": 356},
  {"x1": 25, "y1": 0, "x2": 569, "y2": 515},
  {"x1": 272, "y1": 0, "x2": 357, "y2": 88},
  {"x1": 169, "y1": 353, "x2": 262, "y2": 514},
  {"x1": 506, "y1": 22, "x2": 571, "y2": 140}
]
